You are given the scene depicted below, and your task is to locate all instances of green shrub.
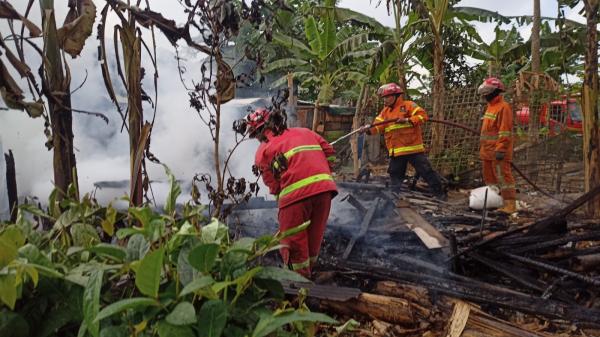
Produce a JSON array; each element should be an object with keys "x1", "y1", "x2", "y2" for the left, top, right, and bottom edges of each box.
[{"x1": 0, "y1": 166, "x2": 335, "y2": 337}]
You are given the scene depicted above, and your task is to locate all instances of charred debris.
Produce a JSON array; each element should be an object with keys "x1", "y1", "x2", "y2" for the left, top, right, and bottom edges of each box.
[{"x1": 229, "y1": 174, "x2": 600, "y2": 336}]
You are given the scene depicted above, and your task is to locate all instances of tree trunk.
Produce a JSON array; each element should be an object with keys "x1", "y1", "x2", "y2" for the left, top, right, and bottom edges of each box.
[
  {"x1": 121, "y1": 21, "x2": 144, "y2": 207},
  {"x1": 430, "y1": 36, "x2": 445, "y2": 156},
  {"x1": 531, "y1": 0, "x2": 541, "y2": 73},
  {"x1": 40, "y1": 0, "x2": 78, "y2": 201},
  {"x1": 4, "y1": 150, "x2": 17, "y2": 223},
  {"x1": 312, "y1": 103, "x2": 320, "y2": 132},
  {"x1": 528, "y1": 0, "x2": 541, "y2": 143},
  {"x1": 213, "y1": 52, "x2": 226, "y2": 219},
  {"x1": 351, "y1": 85, "x2": 367, "y2": 177},
  {"x1": 50, "y1": 95, "x2": 77, "y2": 199},
  {"x1": 287, "y1": 72, "x2": 297, "y2": 125},
  {"x1": 582, "y1": 0, "x2": 600, "y2": 217},
  {"x1": 396, "y1": 60, "x2": 408, "y2": 96}
]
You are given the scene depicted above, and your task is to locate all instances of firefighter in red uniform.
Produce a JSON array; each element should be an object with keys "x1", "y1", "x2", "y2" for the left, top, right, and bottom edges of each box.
[
  {"x1": 477, "y1": 77, "x2": 517, "y2": 214},
  {"x1": 359, "y1": 83, "x2": 446, "y2": 199},
  {"x1": 244, "y1": 108, "x2": 337, "y2": 278}
]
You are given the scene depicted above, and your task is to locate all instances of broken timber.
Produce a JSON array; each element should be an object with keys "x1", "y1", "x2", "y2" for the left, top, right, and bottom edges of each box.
[
  {"x1": 527, "y1": 184, "x2": 600, "y2": 235},
  {"x1": 284, "y1": 278, "x2": 551, "y2": 336},
  {"x1": 375, "y1": 282, "x2": 549, "y2": 337},
  {"x1": 329, "y1": 260, "x2": 600, "y2": 326},
  {"x1": 323, "y1": 292, "x2": 425, "y2": 325},
  {"x1": 500, "y1": 251, "x2": 600, "y2": 287},
  {"x1": 280, "y1": 280, "x2": 360, "y2": 302},
  {"x1": 342, "y1": 197, "x2": 381, "y2": 259},
  {"x1": 395, "y1": 199, "x2": 449, "y2": 249},
  {"x1": 448, "y1": 184, "x2": 600, "y2": 261},
  {"x1": 341, "y1": 193, "x2": 367, "y2": 214}
]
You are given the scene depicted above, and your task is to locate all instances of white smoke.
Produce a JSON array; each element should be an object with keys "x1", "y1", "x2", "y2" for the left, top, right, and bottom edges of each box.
[{"x1": 0, "y1": 1, "x2": 269, "y2": 206}]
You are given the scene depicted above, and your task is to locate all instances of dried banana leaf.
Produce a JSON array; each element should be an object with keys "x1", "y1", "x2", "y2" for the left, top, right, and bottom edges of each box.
[{"x1": 57, "y1": 0, "x2": 96, "y2": 57}]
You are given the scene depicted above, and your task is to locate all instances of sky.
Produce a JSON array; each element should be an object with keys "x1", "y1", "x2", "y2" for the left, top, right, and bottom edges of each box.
[{"x1": 0, "y1": 0, "x2": 589, "y2": 208}]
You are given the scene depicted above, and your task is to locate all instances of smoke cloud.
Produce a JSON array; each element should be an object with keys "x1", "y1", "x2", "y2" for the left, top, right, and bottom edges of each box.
[{"x1": 0, "y1": 1, "x2": 270, "y2": 206}]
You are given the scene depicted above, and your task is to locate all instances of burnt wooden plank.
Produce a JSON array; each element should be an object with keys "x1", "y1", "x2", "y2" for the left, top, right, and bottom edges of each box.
[
  {"x1": 281, "y1": 280, "x2": 361, "y2": 301},
  {"x1": 528, "y1": 184, "x2": 600, "y2": 235},
  {"x1": 333, "y1": 260, "x2": 600, "y2": 326},
  {"x1": 395, "y1": 200, "x2": 449, "y2": 249},
  {"x1": 342, "y1": 197, "x2": 381, "y2": 259},
  {"x1": 343, "y1": 193, "x2": 366, "y2": 214}
]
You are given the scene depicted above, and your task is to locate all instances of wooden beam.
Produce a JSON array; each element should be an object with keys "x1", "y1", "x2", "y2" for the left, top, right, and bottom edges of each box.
[
  {"x1": 396, "y1": 199, "x2": 449, "y2": 249},
  {"x1": 528, "y1": 184, "x2": 600, "y2": 235},
  {"x1": 373, "y1": 282, "x2": 547, "y2": 336},
  {"x1": 334, "y1": 260, "x2": 600, "y2": 325},
  {"x1": 280, "y1": 281, "x2": 361, "y2": 302},
  {"x1": 322, "y1": 292, "x2": 428, "y2": 325},
  {"x1": 342, "y1": 197, "x2": 380, "y2": 259}
]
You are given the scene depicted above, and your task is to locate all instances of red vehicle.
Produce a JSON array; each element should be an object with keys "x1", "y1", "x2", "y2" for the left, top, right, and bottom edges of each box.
[{"x1": 515, "y1": 98, "x2": 583, "y2": 135}]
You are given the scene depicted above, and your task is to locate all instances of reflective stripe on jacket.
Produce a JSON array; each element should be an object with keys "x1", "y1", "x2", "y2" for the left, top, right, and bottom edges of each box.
[
  {"x1": 479, "y1": 96, "x2": 513, "y2": 161},
  {"x1": 255, "y1": 128, "x2": 338, "y2": 208},
  {"x1": 369, "y1": 99, "x2": 427, "y2": 157}
]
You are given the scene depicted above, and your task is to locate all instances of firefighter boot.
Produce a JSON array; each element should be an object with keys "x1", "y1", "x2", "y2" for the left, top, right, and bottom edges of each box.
[
  {"x1": 434, "y1": 190, "x2": 448, "y2": 201},
  {"x1": 390, "y1": 176, "x2": 403, "y2": 193},
  {"x1": 498, "y1": 199, "x2": 517, "y2": 214}
]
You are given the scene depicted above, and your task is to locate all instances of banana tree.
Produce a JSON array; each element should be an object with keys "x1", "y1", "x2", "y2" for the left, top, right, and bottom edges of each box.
[
  {"x1": 0, "y1": 0, "x2": 97, "y2": 201},
  {"x1": 367, "y1": 3, "x2": 430, "y2": 95},
  {"x1": 532, "y1": 0, "x2": 541, "y2": 73},
  {"x1": 419, "y1": 0, "x2": 450, "y2": 155},
  {"x1": 384, "y1": 0, "x2": 452, "y2": 153},
  {"x1": 467, "y1": 26, "x2": 528, "y2": 80},
  {"x1": 98, "y1": 1, "x2": 153, "y2": 207},
  {"x1": 456, "y1": 5, "x2": 588, "y2": 81},
  {"x1": 264, "y1": 0, "x2": 372, "y2": 130}
]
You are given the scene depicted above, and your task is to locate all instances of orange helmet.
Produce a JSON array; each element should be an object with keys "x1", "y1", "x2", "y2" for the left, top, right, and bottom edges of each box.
[
  {"x1": 246, "y1": 108, "x2": 270, "y2": 137},
  {"x1": 478, "y1": 77, "x2": 505, "y2": 95},
  {"x1": 377, "y1": 83, "x2": 403, "y2": 97}
]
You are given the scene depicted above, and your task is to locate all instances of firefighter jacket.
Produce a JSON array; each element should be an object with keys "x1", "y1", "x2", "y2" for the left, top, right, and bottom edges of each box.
[
  {"x1": 369, "y1": 98, "x2": 428, "y2": 157},
  {"x1": 480, "y1": 95, "x2": 513, "y2": 161},
  {"x1": 255, "y1": 127, "x2": 338, "y2": 208}
]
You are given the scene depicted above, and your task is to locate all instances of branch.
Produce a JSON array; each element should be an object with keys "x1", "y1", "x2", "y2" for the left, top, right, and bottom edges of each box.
[{"x1": 70, "y1": 69, "x2": 88, "y2": 95}]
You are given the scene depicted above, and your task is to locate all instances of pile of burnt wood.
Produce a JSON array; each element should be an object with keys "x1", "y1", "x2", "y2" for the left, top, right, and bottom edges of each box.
[{"x1": 298, "y1": 182, "x2": 600, "y2": 336}]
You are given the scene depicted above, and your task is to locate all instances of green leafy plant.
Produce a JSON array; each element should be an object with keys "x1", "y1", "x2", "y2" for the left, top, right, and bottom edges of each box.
[{"x1": 0, "y1": 166, "x2": 335, "y2": 337}]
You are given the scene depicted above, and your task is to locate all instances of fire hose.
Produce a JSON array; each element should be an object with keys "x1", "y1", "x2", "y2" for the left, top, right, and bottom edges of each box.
[
  {"x1": 330, "y1": 118, "x2": 558, "y2": 200},
  {"x1": 428, "y1": 118, "x2": 559, "y2": 201},
  {"x1": 330, "y1": 118, "x2": 404, "y2": 145}
]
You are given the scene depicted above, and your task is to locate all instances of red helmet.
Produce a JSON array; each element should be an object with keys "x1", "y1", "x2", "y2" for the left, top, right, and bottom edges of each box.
[
  {"x1": 478, "y1": 77, "x2": 505, "y2": 95},
  {"x1": 246, "y1": 108, "x2": 270, "y2": 137},
  {"x1": 377, "y1": 83, "x2": 404, "y2": 97}
]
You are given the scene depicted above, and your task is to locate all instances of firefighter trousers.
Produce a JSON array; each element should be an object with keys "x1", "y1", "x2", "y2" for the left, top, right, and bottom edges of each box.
[
  {"x1": 278, "y1": 191, "x2": 333, "y2": 278},
  {"x1": 482, "y1": 159, "x2": 516, "y2": 200},
  {"x1": 388, "y1": 153, "x2": 443, "y2": 194}
]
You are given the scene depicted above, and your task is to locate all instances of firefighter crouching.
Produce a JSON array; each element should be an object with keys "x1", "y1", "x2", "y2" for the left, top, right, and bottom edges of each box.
[
  {"x1": 477, "y1": 77, "x2": 517, "y2": 214},
  {"x1": 242, "y1": 108, "x2": 337, "y2": 278},
  {"x1": 359, "y1": 83, "x2": 446, "y2": 200}
]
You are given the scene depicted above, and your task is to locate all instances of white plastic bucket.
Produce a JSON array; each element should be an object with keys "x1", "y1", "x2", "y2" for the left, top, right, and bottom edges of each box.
[{"x1": 469, "y1": 185, "x2": 503, "y2": 210}]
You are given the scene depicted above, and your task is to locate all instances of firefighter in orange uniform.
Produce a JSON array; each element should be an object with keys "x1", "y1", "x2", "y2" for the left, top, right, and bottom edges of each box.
[
  {"x1": 243, "y1": 108, "x2": 337, "y2": 278},
  {"x1": 359, "y1": 83, "x2": 446, "y2": 199},
  {"x1": 477, "y1": 77, "x2": 517, "y2": 214}
]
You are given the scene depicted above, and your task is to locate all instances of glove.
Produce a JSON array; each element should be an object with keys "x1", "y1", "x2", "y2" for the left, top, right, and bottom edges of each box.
[
  {"x1": 495, "y1": 151, "x2": 505, "y2": 161},
  {"x1": 358, "y1": 124, "x2": 371, "y2": 134}
]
